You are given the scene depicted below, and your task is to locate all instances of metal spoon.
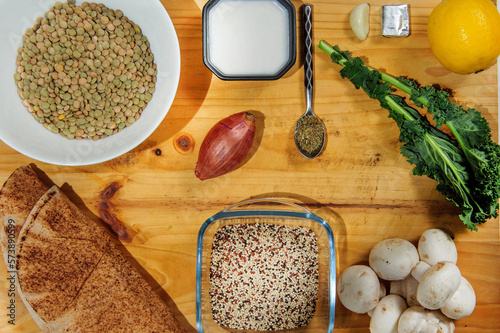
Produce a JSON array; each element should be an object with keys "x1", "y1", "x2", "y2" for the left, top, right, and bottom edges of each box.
[{"x1": 294, "y1": 4, "x2": 325, "y2": 159}]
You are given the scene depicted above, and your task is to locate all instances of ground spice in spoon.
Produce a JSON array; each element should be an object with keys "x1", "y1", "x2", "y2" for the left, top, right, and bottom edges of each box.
[{"x1": 295, "y1": 115, "x2": 325, "y2": 155}]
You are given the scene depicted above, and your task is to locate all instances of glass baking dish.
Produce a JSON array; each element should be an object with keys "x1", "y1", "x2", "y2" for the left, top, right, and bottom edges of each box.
[{"x1": 196, "y1": 199, "x2": 335, "y2": 333}]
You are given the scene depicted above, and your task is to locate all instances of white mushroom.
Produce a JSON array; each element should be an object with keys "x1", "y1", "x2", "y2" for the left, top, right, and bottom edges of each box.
[
  {"x1": 411, "y1": 261, "x2": 431, "y2": 282},
  {"x1": 369, "y1": 294, "x2": 408, "y2": 333},
  {"x1": 369, "y1": 238, "x2": 419, "y2": 281},
  {"x1": 390, "y1": 275, "x2": 420, "y2": 307},
  {"x1": 418, "y1": 229, "x2": 457, "y2": 266},
  {"x1": 337, "y1": 265, "x2": 382, "y2": 314},
  {"x1": 350, "y1": 3, "x2": 370, "y2": 41},
  {"x1": 398, "y1": 306, "x2": 455, "y2": 333},
  {"x1": 441, "y1": 276, "x2": 476, "y2": 320},
  {"x1": 417, "y1": 261, "x2": 461, "y2": 309}
]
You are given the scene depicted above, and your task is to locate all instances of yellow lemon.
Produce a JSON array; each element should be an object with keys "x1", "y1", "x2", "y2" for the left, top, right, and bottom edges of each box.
[{"x1": 427, "y1": 0, "x2": 500, "y2": 74}]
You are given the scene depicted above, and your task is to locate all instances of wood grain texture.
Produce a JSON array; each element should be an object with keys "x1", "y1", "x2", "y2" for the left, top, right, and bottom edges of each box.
[{"x1": 0, "y1": 0, "x2": 498, "y2": 332}]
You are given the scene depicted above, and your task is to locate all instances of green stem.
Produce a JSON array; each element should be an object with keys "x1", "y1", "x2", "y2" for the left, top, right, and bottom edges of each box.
[
  {"x1": 318, "y1": 40, "x2": 332, "y2": 53},
  {"x1": 318, "y1": 41, "x2": 347, "y2": 66},
  {"x1": 423, "y1": 132, "x2": 473, "y2": 200},
  {"x1": 379, "y1": 72, "x2": 430, "y2": 107},
  {"x1": 445, "y1": 121, "x2": 467, "y2": 153},
  {"x1": 373, "y1": 59, "x2": 464, "y2": 145},
  {"x1": 319, "y1": 40, "x2": 430, "y2": 106},
  {"x1": 318, "y1": 40, "x2": 416, "y2": 122},
  {"x1": 384, "y1": 96, "x2": 416, "y2": 121}
]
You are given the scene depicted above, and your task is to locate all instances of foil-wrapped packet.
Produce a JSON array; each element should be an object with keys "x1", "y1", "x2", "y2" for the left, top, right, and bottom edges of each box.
[{"x1": 382, "y1": 4, "x2": 410, "y2": 37}]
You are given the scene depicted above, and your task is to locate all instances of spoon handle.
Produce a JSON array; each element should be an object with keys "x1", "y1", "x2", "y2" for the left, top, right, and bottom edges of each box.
[{"x1": 304, "y1": 4, "x2": 313, "y2": 114}]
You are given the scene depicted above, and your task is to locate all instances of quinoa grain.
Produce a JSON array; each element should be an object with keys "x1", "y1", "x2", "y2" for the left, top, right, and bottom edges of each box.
[{"x1": 209, "y1": 223, "x2": 319, "y2": 331}]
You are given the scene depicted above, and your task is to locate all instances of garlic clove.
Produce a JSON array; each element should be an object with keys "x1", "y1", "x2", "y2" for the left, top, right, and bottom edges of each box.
[{"x1": 350, "y1": 3, "x2": 370, "y2": 41}]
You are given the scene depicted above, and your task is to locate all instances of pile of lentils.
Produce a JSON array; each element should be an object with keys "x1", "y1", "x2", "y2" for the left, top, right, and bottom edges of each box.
[
  {"x1": 209, "y1": 223, "x2": 319, "y2": 331},
  {"x1": 13, "y1": 0, "x2": 157, "y2": 140}
]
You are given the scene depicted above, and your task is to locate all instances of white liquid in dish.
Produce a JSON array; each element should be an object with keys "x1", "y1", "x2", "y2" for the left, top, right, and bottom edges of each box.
[{"x1": 207, "y1": 0, "x2": 290, "y2": 76}]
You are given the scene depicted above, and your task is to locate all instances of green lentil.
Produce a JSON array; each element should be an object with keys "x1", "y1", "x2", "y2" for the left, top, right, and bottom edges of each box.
[{"x1": 14, "y1": 0, "x2": 156, "y2": 140}]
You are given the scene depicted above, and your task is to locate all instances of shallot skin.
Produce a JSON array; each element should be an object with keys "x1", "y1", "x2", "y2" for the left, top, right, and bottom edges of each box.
[{"x1": 195, "y1": 112, "x2": 256, "y2": 180}]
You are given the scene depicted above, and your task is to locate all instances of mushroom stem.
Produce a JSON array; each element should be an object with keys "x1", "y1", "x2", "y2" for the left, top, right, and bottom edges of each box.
[
  {"x1": 390, "y1": 275, "x2": 420, "y2": 307},
  {"x1": 411, "y1": 261, "x2": 431, "y2": 282}
]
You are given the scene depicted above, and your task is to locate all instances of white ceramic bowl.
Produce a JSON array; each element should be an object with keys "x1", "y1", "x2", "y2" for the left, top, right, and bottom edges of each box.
[{"x1": 0, "y1": 0, "x2": 180, "y2": 165}]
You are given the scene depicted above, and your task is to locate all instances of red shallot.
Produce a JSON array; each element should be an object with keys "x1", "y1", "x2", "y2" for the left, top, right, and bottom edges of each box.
[{"x1": 195, "y1": 112, "x2": 256, "y2": 180}]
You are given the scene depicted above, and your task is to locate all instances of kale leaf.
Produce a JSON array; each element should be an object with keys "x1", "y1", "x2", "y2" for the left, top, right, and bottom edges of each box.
[{"x1": 319, "y1": 42, "x2": 500, "y2": 230}]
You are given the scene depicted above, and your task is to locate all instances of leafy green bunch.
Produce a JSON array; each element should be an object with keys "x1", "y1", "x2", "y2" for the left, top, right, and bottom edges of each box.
[{"x1": 319, "y1": 41, "x2": 500, "y2": 230}]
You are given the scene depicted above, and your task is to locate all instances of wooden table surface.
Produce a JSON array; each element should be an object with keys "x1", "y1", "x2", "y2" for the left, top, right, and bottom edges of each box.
[{"x1": 1, "y1": 0, "x2": 499, "y2": 332}]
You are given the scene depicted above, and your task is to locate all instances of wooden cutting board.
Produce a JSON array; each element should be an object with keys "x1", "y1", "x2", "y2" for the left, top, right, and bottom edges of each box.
[{"x1": 0, "y1": 0, "x2": 498, "y2": 332}]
